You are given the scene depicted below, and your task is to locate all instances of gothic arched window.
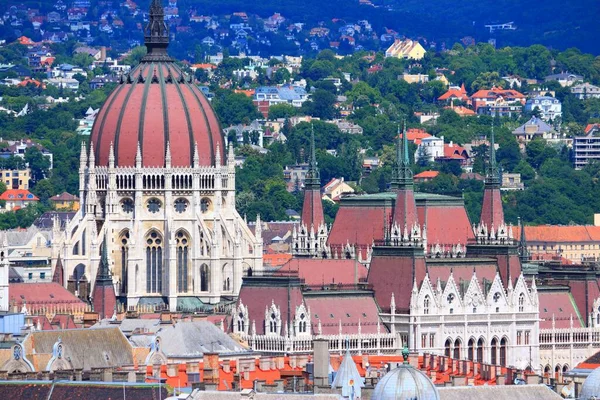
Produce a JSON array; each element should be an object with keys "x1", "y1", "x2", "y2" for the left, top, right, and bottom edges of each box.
[
  {"x1": 299, "y1": 313, "x2": 307, "y2": 333},
  {"x1": 269, "y1": 312, "x2": 277, "y2": 333},
  {"x1": 500, "y1": 337, "x2": 508, "y2": 367},
  {"x1": 424, "y1": 295, "x2": 430, "y2": 315},
  {"x1": 176, "y1": 230, "x2": 189, "y2": 293},
  {"x1": 200, "y1": 264, "x2": 210, "y2": 292},
  {"x1": 145, "y1": 230, "x2": 163, "y2": 293},
  {"x1": 518, "y1": 293, "x2": 525, "y2": 312},
  {"x1": 237, "y1": 312, "x2": 245, "y2": 333},
  {"x1": 120, "y1": 230, "x2": 130, "y2": 294}
]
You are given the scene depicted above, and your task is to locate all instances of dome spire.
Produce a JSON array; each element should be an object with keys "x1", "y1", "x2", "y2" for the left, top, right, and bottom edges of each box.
[{"x1": 143, "y1": 0, "x2": 170, "y2": 60}]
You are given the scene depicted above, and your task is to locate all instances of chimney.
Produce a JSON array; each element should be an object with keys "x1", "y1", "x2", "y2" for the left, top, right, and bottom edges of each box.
[
  {"x1": 203, "y1": 353, "x2": 219, "y2": 385},
  {"x1": 100, "y1": 46, "x2": 106, "y2": 61},
  {"x1": 313, "y1": 338, "x2": 329, "y2": 387}
]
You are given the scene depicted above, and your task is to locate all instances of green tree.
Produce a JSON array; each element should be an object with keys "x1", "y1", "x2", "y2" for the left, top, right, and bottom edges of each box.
[
  {"x1": 25, "y1": 147, "x2": 51, "y2": 183},
  {"x1": 213, "y1": 91, "x2": 262, "y2": 126}
]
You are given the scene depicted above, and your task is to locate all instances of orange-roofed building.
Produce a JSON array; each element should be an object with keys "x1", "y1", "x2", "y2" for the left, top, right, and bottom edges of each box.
[
  {"x1": 234, "y1": 89, "x2": 255, "y2": 97},
  {"x1": 470, "y1": 87, "x2": 526, "y2": 111},
  {"x1": 445, "y1": 105, "x2": 476, "y2": 116},
  {"x1": 515, "y1": 224, "x2": 600, "y2": 264},
  {"x1": 263, "y1": 253, "x2": 292, "y2": 268},
  {"x1": 18, "y1": 78, "x2": 45, "y2": 89},
  {"x1": 17, "y1": 36, "x2": 35, "y2": 46},
  {"x1": 191, "y1": 63, "x2": 217, "y2": 71},
  {"x1": 438, "y1": 84, "x2": 469, "y2": 102},
  {"x1": 0, "y1": 189, "x2": 39, "y2": 211},
  {"x1": 414, "y1": 170, "x2": 439, "y2": 183},
  {"x1": 398, "y1": 128, "x2": 432, "y2": 145}
]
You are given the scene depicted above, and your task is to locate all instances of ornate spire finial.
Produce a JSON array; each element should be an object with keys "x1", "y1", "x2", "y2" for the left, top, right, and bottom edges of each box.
[
  {"x1": 305, "y1": 123, "x2": 320, "y2": 188},
  {"x1": 97, "y1": 234, "x2": 111, "y2": 282},
  {"x1": 108, "y1": 142, "x2": 115, "y2": 168},
  {"x1": 402, "y1": 344, "x2": 410, "y2": 364},
  {"x1": 518, "y1": 217, "x2": 530, "y2": 262},
  {"x1": 391, "y1": 120, "x2": 413, "y2": 190},
  {"x1": 135, "y1": 142, "x2": 142, "y2": 168},
  {"x1": 193, "y1": 142, "x2": 199, "y2": 168},
  {"x1": 88, "y1": 142, "x2": 95, "y2": 168},
  {"x1": 165, "y1": 141, "x2": 171, "y2": 168},
  {"x1": 143, "y1": 0, "x2": 170, "y2": 60},
  {"x1": 79, "y1": 141, "x2": 87, "y2": 166},
  {"x1": 485, "y1": 117, "x2": 500, "y2": 187}
]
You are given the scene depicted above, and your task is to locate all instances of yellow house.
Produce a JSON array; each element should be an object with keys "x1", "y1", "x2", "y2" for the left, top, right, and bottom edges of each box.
[
  {"x1": 385, "y1": 39, "x2": 426, "y2": 60},
  {"x1": 49, "y1": 192, "x2": 80, "y2": 211},
  {"x1": 0, "y1": 169, "x2": 30, "y2": 190}
]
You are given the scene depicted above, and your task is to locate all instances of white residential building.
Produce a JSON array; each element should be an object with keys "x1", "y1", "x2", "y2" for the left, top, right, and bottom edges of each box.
[
  {"x1": 571, "y1": 83, "x2": 600, "y2": 99},
  {"x1": 525, "y1": 96, "x2": 562, "y2": 121}
]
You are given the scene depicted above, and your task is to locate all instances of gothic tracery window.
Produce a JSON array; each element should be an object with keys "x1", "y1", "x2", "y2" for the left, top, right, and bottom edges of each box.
[
  {"x1": 145, "y1": 230, "x2": 163, "y2": 293},
  {"x1": 121, "y1": 198, "x2": 134, "y2": 213},
  {"x1": 176, "y1": 231, "x2": 189, "y2": 293},
  {"x1": 424, "y1": 295, "x2": 430, "y2": 315},
  {"x1": 174, "y1": 198, "x2": 188, "y2": 213},
  {"x1": 147, "y1": 198, "x2": 162, "y2": 214}
]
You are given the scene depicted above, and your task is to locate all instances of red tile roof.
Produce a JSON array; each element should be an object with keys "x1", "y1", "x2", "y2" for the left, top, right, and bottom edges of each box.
[
  {"x1": 9, "y1": 282, "x2": 85, "y2": 308},
  {"x1": 538, "y1": 291, "x2": 583, "y2": 329},
  {"x1": 263, "y1": 253, "x2": 293, "y2": 267},
  {"x1": 442, "y1": 143, "x2": 468, "y2": 159},
  {"x1": 414, "y1": 171, "x2": 440, "y2": 179},
  {"x1": 445, "y1": 105, "x2": 476, "y2": 116},
  {"x1": 276, "y1": 258, "x2": 368, "y2": 285},
  {"x1": 417, "y1": 204, "x2": 474, "y2": 245},
  {"x1": 328, "y1": 205, "x2": 387, "y2": 251},
  {"x1": 470, "y1": 87, "x2": 525, "y2": 100},
  {"x1": 304, "y1": 294, "x2": 381, "y2": 334},
  {"x1": 0, "y1": 189, "x2": 39, "y2": 201},
  {"x1": 237, "y1": 285, "x2": 304, "y2": 335},
  {"x1": 398, "y1": 128, "x2": 432, "y2": 145},
  {"x1": 480, "y1": 187, "x2": 504, "y2": 229},
  {"x1": 49, "y1": 192, "x2": 79, "y2": 201},
  {"x1": 514, "y1": 225, "x2": 600, "y2": 243},
  {"x1": 438, "y1": 85, "x2": 468, "y2": 101}
]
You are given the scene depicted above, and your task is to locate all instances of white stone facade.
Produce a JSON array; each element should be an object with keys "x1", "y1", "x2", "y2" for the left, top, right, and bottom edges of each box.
[
  {"x1": 52, "y1": 141, "x2": 262, "y2": 311},
  {"x1": 406, "y1": 271, "x2": 540, "y2": 371}
]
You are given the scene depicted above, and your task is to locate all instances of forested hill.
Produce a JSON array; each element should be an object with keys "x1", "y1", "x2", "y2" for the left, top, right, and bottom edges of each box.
[{"x1": 183, "y1": 0, "x2": 600, "y2": 53}]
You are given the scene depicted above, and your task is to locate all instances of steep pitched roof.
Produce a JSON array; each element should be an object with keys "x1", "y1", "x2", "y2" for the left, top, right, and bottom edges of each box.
[
  {"x1": 276, "y1": 258, "x2": 367, "y2": 285},
  {"x1": 24, "y1": 327, "x2": 134, "y2": 370},
  {"x1": 10, "y1": 282, "x2": 84, "y2": 308},
  {"x1": 514, "y1": 225, "x2": 600, "y2": 243},
  {"x1": 0, "y1": 189, "x2": 38, "y2": 201},
  {"x1": 538, "y1": 291, "x2": 583, "y2": 329}
]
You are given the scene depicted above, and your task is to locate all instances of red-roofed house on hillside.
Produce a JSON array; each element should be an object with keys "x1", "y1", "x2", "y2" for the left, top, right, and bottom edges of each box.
[
  {"x1": 0, "y1": 189, "x2": 39, "y2": 211},
  {"x1": 470, "y1": 87, "x2": 526, "y2": 112},
  {"x1": 399, "y1": 128, "x2": 432, "y2": 145},
  {"x1": 436, "y1": 142, "x2": 470, "y2": 166},
  {"x1": 438, "y1": 84, "x2": 469, "y2": 103},
  {"x1": 414, "y1": 170, "x2": 439, "y2": 183}
]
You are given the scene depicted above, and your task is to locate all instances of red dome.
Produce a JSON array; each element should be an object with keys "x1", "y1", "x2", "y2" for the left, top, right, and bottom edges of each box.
[{"x1": 90, "y1": 61, "x2": 223, "y2": 168}]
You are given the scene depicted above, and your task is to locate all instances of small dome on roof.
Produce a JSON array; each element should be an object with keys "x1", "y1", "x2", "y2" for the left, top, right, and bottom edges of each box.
[
  {"x1": 581, "y1": 367, "x2": 600, "y2": 399},
  {"x1": 372, "y1": 347, "x2": 439, "y2": 400}
]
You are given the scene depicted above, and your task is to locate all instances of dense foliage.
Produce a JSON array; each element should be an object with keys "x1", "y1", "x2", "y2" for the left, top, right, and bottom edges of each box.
[{"x1": 1, "y1": 42, "x2": 600, "y2": 228}]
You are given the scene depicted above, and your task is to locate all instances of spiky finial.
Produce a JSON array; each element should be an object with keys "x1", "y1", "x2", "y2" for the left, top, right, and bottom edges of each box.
[
  {"x1": 135, "y1": 142, "x2": 142, "y2": 168},
  {"x1": 304, "y1": 123, "x2": 320, "y2": 188},
  {"x1": 391, "y1": 120, "x2": 413, "y2": 190},
  {"x1": 485, "y1": 117, "x2": 500, "y2": 187},
  {"x1": 108, "y1": 142, "x2": 115, "y2": 168},
  {"x1": 518, "y1": 217, "x2": 530, "y2": 262},
  {"x1": 165, "y1": 141, "x2": 171, "y2": 168},
  {"x1": 143, "y1": 0, "x2": 170, "y2": 59}
]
